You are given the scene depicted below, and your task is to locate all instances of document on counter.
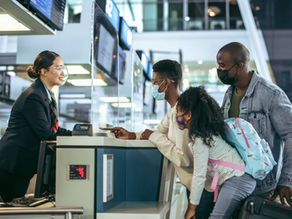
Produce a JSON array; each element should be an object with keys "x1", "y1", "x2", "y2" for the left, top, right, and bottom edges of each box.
[{"x1": 103, "y1": 154, "x2": 114, "y2": 202}]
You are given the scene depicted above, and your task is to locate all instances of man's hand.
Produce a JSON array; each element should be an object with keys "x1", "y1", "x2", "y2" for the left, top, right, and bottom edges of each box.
[
  {"x1": 270, "y1": 185, "x2": 292, "y2": 207},
  {"x1": 111, "y1": 127, "x2": 136, "y2": 139},
  {"x1": 141, "y1": 129, "x2": 154, "y2": 140},
  {"x1": 184, "y1": 203, "x2": 196, "y2": 219}
]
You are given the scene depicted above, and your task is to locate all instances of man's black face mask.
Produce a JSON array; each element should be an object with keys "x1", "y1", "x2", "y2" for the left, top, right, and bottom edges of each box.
[{"x1": 217, "y1": 64, "x2": 237, "y2": 85}]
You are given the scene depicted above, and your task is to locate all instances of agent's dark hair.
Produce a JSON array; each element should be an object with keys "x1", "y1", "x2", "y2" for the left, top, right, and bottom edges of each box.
[
  {"x1": 152, "y1": 59, "x2": 182, "y2": 87},
  {"x1": 218, "y1": 42, "x2": 250, "y2": 68},
  {"x1": 26, "y1": 50, "x2": 60, "y2": 79},
  {"x1": 177, "y1": 86, "x2": 225, "y2": 146}
]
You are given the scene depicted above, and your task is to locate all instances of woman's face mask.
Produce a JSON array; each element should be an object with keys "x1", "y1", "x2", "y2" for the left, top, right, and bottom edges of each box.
[{"x1": 152, "y1": 80, "x2": 166, "y2": 100}]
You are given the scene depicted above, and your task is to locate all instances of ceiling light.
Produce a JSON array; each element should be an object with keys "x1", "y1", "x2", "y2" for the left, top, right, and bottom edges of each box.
[
  {"x1": 208, "y1": 6, "x2": 221, "y2": 17},
  {"x1": 66, "y1": 65, "x2": 90, "y2": 75},
  {"x1": 0, "y1": 14, "x2": 30, "y2": 31},
  {"x1": 184, "y1": 16, "x2": 190, "y2": 22},
  {"x1": 7, "y1": 71, "x2": 16, "y2": 77},
  {"x1": 67, "y1": 79, "x2": 107, "y2": 86},
  {"x1": 208, "y1": 10, "x2": 216, "y2": 17},
  {"x1": 100, "y1": 97, "x2": 130, "y2": 103},
  {"x1": 111, "y1": 102, "x2": 133, "y2": 108}
]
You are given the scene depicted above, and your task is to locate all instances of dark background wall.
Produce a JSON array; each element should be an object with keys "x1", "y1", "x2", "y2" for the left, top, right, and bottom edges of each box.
[{"x1": 252, "y1": 0, "x2": 292, "y2": 101}]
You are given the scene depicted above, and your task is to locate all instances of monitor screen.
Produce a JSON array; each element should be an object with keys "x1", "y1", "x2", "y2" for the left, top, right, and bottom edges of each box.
[
  {"x1": 117, "y1": 46, "x2": 126, "y2": 84},
  {"x1": 141, "y1": 52, "x2": 148, "y2": 73},
  {"x1": 119, "y1": 18, "x2": 132, "y2": 50},
  {"x1": 98, "y1": 25, "x2": 114, "y2": 74},
  {"x1": 147, "y1": 62, "x2": 153, "y2": 81},
  {"x1": 30, "y1": 0, "x2": 66, "y2": 30},
  {"x1": 34, "y1": 141, "x2": 56, "y2": 198},
  {"x1": 105, "y1": 0, "x2": 120, "y2": 32},
  {"x1": 94, "y1": 3, "x2": 118, "y2": 81}
]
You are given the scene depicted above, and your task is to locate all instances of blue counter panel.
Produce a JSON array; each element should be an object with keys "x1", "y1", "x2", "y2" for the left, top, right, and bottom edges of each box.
[
  {"x1": 96, "y1": 147, "x2": 163, "y2": 212},
  {"x1": 125, "y1": 149, "x2": 163, "y2": 201}
]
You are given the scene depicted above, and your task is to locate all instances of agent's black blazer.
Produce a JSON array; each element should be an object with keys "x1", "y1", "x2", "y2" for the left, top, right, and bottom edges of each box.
[{"x1": 0, "y1": 79, "x2": 71, "y2": 178}]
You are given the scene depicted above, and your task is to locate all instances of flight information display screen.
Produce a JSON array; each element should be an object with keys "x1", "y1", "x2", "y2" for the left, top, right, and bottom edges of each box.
[
  {"x1": 105, "y1": 0, "x2": 120, "y2": 32},
  {"x1": 30, "y1": 0, "x2": 66, "y2": 30},
  {"x1": 97, "y1": 25, "x2": 115, "y2": 74},
  {"x1": 120, "y1": 18, "x2": 132, "y2": 50},
  {"x1": 30, "y1": 0, "x2": 53, "y2": 19}
]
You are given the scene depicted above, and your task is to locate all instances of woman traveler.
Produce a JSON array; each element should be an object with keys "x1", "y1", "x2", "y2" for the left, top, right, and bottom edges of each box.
[{"x1": 0, "y1": 50, "x2": 72, "y2": 203}]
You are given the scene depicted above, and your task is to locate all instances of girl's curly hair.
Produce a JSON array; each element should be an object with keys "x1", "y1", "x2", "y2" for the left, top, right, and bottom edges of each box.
[{"x1": 177, "y1": 86, "x2": 225, "y2": 146}]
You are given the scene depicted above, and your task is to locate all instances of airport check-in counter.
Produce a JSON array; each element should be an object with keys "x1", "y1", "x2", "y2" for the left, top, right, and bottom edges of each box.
[{"x1": 55, "y1": 136, "x2": 171, "y2": 219}]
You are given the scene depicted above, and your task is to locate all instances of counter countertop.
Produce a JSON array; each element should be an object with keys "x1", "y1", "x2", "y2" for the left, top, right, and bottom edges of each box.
[{"x1": 56, "y1": 136, "x2": 156, "y2": 148}]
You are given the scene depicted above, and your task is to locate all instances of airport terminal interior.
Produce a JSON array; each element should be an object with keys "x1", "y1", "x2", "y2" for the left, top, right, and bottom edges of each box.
[{"x1": 0, "y1": 0, "x2": 292, "y2": 218}]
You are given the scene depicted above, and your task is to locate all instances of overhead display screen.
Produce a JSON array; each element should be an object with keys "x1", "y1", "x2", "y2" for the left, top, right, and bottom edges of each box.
[
  {"x1": 147, "y1": 62, "x2": 153, "y2": 80},
  {"x1": 30, "y1": 0, "x2": 66, "y2": 30},
  {"x1": 119, "y1": 18, "x2": 132, "y2": 50},
  {"x1": 94, "y1": 2, "x2": 118, "y2": 82},
  {"x1": 97, "y1": 25, "x2": 115, "y2": 74},
  {"x1": 105, "y1": 0, "x2": 120, "y2": 32},
  {"x1": 141, "y1": 52, "x2": 148, "y2": 73},
  {"x1": 30, "y1": 0, "x2": 53, "y2": 19}
]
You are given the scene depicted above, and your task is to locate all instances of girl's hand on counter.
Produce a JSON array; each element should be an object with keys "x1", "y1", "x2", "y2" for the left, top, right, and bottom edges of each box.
[
  {"x1": 111, "y1": 127, "x2": 136, "y2": 139},
  {"x1": 141, "y1": 129, "x2": 154, "y2": 140}
]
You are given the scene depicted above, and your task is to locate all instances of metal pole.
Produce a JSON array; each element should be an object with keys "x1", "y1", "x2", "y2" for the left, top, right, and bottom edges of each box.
[
  {"x1": 65, "y1": 212, "x2": 72, "y2": 219},
  {"x1": 204, "y1": 0, "x2": 208, "y2": 30},
  {"x1": 226, "y1": 0, "x2": 230, "y2": 29}
]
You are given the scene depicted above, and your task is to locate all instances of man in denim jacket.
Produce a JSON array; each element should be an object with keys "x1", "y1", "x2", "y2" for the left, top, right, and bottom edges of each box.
[{"x1": 217, "y1": 42, "x2": 292, "y2": 207}]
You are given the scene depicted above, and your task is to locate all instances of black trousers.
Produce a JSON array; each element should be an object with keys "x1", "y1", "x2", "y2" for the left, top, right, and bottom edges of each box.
[
  {"x1": 187, "y1": 189, "x2": 215, "y2": 219},
  {"x1": 0, "y1": 168, "x2": 30, "y2": 202}
]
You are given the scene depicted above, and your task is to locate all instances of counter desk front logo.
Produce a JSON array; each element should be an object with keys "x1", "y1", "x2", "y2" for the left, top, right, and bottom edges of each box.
[{"x1": 67, "y1": 164, "x2": 89, "y2": 180}]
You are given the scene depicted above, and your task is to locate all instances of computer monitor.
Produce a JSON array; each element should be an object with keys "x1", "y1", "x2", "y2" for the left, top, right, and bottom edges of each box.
[
  {"x1": 136, "y1": 50, "x2": 149, "y2": 74},
  {"x1": 119, "y1": 17, "x2": 132, "y2": 50},
  {"x1": 29, "y1": 0, "x2": 66, "y2": 30},
  {"x1": 34, "y1": 141, "x2": 56, "y2": 198},
  {"x1": 94, "y1": 3, "x2": 118, "y2": 81},
  {"x1": 117, "y1": 46, "x2": 126, "y2": 84},
  {"x1": 147, "y1": 61, "x2": 153, "y2": 81}
]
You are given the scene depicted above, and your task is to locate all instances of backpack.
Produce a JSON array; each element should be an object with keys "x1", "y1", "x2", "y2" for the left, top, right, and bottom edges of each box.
[{"x1": 222, "y1": 118, "x2": 277, "y2": 180}]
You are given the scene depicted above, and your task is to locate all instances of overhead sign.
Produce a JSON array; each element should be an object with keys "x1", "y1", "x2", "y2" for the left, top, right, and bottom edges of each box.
[{"x1": 105, "y1": 0, "x2": 120, "y2": 32}]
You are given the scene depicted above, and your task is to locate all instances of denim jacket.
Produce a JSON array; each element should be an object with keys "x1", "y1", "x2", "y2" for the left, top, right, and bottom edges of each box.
[{"x1": 222, "y1": 72, "x2": 292, "y2": 194}]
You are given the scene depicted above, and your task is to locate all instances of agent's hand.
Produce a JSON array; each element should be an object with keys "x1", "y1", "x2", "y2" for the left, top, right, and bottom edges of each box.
[
  {"x1": 185, "y1": 203, "x2": 196, "y2": 219},
  {"x1": 141, "y1": 129, "x2": 154, "y2": 140},
  {"x1": 270, "y1": 185, "x2": 292, "y2": 207},
  {"x1": 111, "y1": 127, "x2": 136, "y2": 139}
]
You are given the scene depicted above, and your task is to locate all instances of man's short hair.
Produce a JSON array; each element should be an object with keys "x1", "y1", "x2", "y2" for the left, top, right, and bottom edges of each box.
[
  {"x1": 218, "y1": 42, "x2": 250, "y2": 67},
  {"x1": 152, "y1": 59, "x2": 182, "y2": 87}
]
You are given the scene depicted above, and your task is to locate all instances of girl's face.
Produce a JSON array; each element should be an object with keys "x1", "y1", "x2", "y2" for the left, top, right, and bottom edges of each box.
[
  {"x1": 41, "y1": 56, "x2": 67, "y2": 88},
  {"x1": 176, "y1": 106, "x2": 191, "y2": 130}
]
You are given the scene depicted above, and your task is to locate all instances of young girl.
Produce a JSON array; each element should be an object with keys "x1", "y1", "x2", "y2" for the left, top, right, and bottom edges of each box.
[{"x1": 176, "y1": 87, "x2": 256, "y2": 219}]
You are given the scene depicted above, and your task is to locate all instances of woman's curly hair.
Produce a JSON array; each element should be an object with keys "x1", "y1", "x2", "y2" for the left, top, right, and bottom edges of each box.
[{"x1": 177, "y1": 86, "x2": 225, "y2": 146}]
